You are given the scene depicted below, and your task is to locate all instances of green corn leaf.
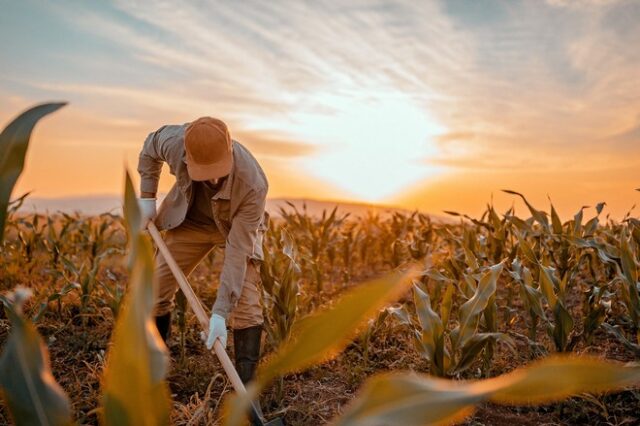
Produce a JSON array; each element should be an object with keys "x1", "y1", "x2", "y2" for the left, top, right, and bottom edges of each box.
[
  {"x1": 412, "y1": 329, "x2": 430, "y2": 359},
  {"x1": 583, "y1": 218, "x2": 598, "y2": 236},
  {"x1": 632, "y1": 226, "x2": 640, "y2": 247},
  {"x1": 463, "y1": 246, "x2": 479, "y2": 271},
  {"x1": 506, "y1": 214, "x2": 531, "y2": 233},
  {"x1": 257, "y1": 265, "x2": 419, "y2": 385},
  {"x1": 101, "y1": 170, "x2": 171, "y2": 426},
  {"x1": 548, "y1": 197, "x2": 563, "y2": 235},
  {"x1": 0, "y1": 102, "x2": 66, "y2": 243},
  {"x1": 452, "y1": 262, "x2": 504, "y2": 350},
  {"x1": 387, "y1": 304, "x2": 412, "y2": 326},
  {"x1": 455, "y1": 332, "x2": 514, "y2": 374},
  {"x1": 515, "y1": 231, "x2": 537, "y2": 265},
  {"x1": 573, "y1": 206, "x2": 586, "y2": 235},
  {"x1": 552, "y1": 301, "x2": 574, "y2": 352},
  {"x1": 334, "y1": 355, "x2": 640, "y2": 426},
  {"x1": 501, "y1": 190, "x2": 549, "y2": 232},
  {"x1": 0, "y1": 288, "x2": 73, "y2": 426},
  {"x1": 538, "y1": 264, "x2": 558, "y2": 309},
  {"x1": 518, "y1": 279, "x2": 546, "y2": 320},
  {"x1": 569, "y1": 237, "x2": 619, "y2": 265},
  {"x1": 413, "y1": 284, "x2": 444, "y2": 363},
  {"x1": 434, "y1": 332, "x2": 451, "y2": 376},
  {"x1": 620, "y1": 232, "x2": 638, "y2": 287},
  {"x1": 602, "y1": 324, "x2": 640, "y2": 356},
  {"x1": 440, "y1": 284, "x2": 455, "y2": 327}
]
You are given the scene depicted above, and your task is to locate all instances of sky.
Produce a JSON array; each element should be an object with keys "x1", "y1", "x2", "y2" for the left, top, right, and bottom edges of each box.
[{"x1": 1, "y1": 0, "x2": 639, "y2": 220}]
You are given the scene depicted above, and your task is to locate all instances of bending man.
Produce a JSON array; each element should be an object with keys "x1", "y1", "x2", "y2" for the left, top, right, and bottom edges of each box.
[{"x1": 136, "y1": 116, "x2": 269, "y2": 391}]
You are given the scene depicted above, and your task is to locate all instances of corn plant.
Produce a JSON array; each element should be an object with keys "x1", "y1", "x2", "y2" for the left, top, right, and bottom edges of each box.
[
  {"x1": 260, "y1": 226, "x2": 300, "y2": 349},
  {"x1": 15, "y1": 212, "x2": 43, "y2": 271},
  {"x1": 354, "y1": 307, "x2": 389, "y2": 367},
  {"x1": 339, "y1": 222, "x2": 361, "y2": 283},
  {"x1": 0, "y1": 287, "x2": 73, "y2": 426},
  {"x1": 395, "y1": 262, "x2": 514, "y2": 378},
  {"x1": 42, "y1": 215, "x2": 73, "y2": 270},
  {"x1": 537, "y1": 261, "x2": 576, "y2": 352},
  {"x1": 97, "y1": 268, "x2": 126, "y2": 319},
  {"x1": 509, "y1": 257, "x2": 546, "y2": 353},
  {"x1": 32, "y1": 280, "x2": 81, "y2": 322},
  {"x1": 604, "y1": 226, "x2": 640, "y2": 355},
  {"x1": 279, "y1": 203, "x2": 347, "y2": 296}
]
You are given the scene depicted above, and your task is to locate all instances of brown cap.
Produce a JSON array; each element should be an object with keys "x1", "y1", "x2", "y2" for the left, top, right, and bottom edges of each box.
[{"x1": 184, "y1": 117, "x2": 233, "y2": 181}]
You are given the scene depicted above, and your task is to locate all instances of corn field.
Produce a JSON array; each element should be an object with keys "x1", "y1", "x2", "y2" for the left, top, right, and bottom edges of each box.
[{"x1": 1, "y1": 105, "x2": 640, "y2": 425}]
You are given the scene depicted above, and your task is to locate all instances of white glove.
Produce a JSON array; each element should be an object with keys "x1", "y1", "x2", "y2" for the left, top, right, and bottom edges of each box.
[
  {"x1": 206, "y1": 313, "x2": 227, "y2": 350},
  {"x1": 138, "y1": 198, "x2": 157, "y2": 229}
]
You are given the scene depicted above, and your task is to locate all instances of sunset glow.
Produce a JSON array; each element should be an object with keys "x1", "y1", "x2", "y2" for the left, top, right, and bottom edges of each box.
[
  {"x1": 291, "y1": 91, "x2": 444, "y2": 201},
  {"x1": 1, "y1": 1, "x2": 639, "y2": 220}
]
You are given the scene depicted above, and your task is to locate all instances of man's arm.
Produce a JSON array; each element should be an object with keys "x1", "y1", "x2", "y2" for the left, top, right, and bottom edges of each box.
[
  {"x1": 212, "y1": 187, "x2": 267, "y2": 319},
  {"x1": 137, "y1": 126, "x2": 168, "y2": 196}
]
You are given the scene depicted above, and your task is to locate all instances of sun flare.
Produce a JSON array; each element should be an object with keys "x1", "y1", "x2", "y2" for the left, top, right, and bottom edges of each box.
[{"x1": 290, "y1": 91, "x2": 444, "y2": 202}]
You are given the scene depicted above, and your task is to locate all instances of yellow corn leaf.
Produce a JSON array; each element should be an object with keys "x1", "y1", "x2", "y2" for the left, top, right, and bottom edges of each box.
[
  {"x1": 0, "y1": 288, "x2": 73, "y2": 426},
  {"x1": 488, "y1": 356, "x2": 640, "y2": 404},
  {"x1": 517, "y1": 232, "x2": 538, "y2": 265},
  {"x1": 334, "y1": 355, "x2": 640, "y2": 426},
  {"x1": 333, "y1": 372, "x2": 481, "y2": 426},
  {"x1": 538, "y1": 264, "x2": 558, "y2": 309},
  {"x1": 0, "y1": 102, "x2": 66, "y2": 243},
  {"x1": 100, "y1": 170, "x2": 171, "y2": 426},
  {"x1": 620, "y1": 232, "x2": 638, "y2": 286},
  {"x1": 548, "y1": 197, "x2": 563, "y2": 235}
]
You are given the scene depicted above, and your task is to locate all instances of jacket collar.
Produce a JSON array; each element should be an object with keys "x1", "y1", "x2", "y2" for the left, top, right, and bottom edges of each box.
[{"x1": 213, "y1": 161, "x2": 233, "y2": 200}]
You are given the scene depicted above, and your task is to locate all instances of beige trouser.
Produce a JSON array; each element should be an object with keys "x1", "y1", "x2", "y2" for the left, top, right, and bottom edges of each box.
[{"x1": 152, "y1": 220, "x2": 264, "y2": 329}]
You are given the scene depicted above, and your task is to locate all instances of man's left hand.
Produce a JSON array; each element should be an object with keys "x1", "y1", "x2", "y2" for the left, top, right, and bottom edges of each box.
[{"x1": 206, "y1": 313, "x2": 227, "y2": 350}]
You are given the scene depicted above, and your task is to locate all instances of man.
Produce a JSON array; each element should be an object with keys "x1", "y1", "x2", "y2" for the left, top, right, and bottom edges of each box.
[{"x1": 136, "y1": 116, "x2": 269, "y2": 390}]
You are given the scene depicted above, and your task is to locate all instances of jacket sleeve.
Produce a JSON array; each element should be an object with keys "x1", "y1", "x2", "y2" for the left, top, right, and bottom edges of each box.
[
  {"x1": 212, "y1": 186, "x2": 267, "y2": 319},
  {"x1": 136, "y1": 126, "x2": 167, "y2": 194}
]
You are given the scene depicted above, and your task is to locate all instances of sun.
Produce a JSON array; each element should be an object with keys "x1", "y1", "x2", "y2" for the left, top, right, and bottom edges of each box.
[{"x1": 291, "y1": 90, "x2": 444, "y2": 203}]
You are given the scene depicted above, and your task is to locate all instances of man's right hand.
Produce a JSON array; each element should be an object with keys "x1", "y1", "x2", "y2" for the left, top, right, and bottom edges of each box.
[{"x1": 138, "y1": 197, "x2": 157, "y2": 229}]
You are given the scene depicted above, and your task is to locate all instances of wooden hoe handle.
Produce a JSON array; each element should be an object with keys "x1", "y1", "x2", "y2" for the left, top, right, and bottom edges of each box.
[{"x1": 147, "y1": 222, "x2": 248, "y2": 395}]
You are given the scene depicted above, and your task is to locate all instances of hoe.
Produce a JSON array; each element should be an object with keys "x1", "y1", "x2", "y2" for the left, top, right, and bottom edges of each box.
[{"x1": 148, "y1": 222, "x2": 284, "y2": 426}]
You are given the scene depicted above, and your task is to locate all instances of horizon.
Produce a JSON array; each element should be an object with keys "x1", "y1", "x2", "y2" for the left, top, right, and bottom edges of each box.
[
  {"x1": 2, "y1": 1, "x2": 639, "y2": 221},
  {"x1": 13, "y1": 192, "x2": 629, "y2": 223}
]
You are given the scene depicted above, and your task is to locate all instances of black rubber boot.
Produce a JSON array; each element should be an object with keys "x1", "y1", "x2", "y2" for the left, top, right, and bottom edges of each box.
[
  {"x1": 233, "y1": 324, "x2": 264, "y2": 425},
  {"x1": 155, "y1": 312, "x2": 172, "y2": 345}
]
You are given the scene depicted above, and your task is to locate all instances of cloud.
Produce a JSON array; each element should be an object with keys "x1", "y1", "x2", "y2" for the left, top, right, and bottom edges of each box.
[
  {"x1": 2, "y1": 0, "x2": 638, "y2": 214},
  {"x1": 232, "y1": 130, "x2": 319, "y2": 158}
]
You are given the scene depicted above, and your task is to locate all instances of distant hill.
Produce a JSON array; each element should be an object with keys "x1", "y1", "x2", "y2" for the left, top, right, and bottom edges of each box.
[{"x1": 16, "y1": 195, "x2": 450, "y2": 222}]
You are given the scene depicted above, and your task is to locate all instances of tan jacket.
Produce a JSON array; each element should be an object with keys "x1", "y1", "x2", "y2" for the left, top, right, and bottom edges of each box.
[{"x1": 137, "y1": 124, "x2": 269, "y2": 318}]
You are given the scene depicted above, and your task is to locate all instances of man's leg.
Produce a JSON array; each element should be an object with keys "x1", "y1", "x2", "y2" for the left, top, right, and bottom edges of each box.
[
  {"x1": 230, "y1": 259, "x2": 265, "y2": 379},
  {"x1": 229, "y1": 259, "x2": 265, "y2": 424},
  {"x1": 154, "y1": 223, "x2": 215, "y2": 344}
]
